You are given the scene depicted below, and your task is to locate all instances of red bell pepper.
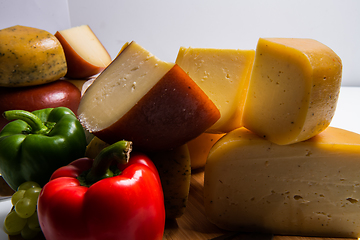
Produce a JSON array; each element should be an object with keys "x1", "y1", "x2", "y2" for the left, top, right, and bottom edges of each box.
[{"x1": 37, "y1": 140, "x2": 165, "y2": 240}]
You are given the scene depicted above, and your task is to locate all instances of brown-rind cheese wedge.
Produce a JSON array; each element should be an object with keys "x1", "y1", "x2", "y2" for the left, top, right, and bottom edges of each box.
[
  {"x1": 55, "y1": 25, "x2": 112, "y2": 79},
  {"x1": 77, "y1": 41, "x2": 220, "y2": 152}
]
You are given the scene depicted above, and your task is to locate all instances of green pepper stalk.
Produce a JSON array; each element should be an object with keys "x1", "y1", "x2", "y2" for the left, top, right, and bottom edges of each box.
[
  {"x1": 85, "y1": 140, "x2": 132, "y2": 184},
  {"x1": 4, "y1": 109, "x2": 53, "y2": 135},
  {"x1": 0, "y1": 107, "x2": 87, "y2": 190}
]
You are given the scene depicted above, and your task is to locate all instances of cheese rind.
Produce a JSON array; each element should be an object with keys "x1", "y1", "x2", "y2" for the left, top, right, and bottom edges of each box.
[
  {"x1": 0, "y1": 25, "x2": 67, "y2": 87},
  {"x1": 176, "y1": 47, "x2": 255, "y2": 133},
  {"x1": 204, "y1": 127, "x2": 360, "y2": 238},
  {"x1": 243, "y1": 38, "x2": 342, "y2": 145}
]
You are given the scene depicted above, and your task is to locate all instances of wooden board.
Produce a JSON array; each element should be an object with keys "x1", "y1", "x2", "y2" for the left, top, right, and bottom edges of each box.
[
  {"x1": 1, "y1": 174, "x2": 356, "y2": 240},
  {"x1": 164, "y1": 169, "x2": 357, "y2": 240}
]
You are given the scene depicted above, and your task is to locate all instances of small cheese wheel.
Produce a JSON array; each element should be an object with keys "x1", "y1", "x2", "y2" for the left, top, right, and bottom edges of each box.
[
  {"x1": 204, "y1": 127, "x2": 360, "y2": 238},
  {"x1": 148, "y1": 145, "x2": 191, "y2": 219},
  {"x1": 62, "y1": 78, "x2": 89, "y2": 92},
  {"x1": 243, "y1": 38, "x2": 342, "y2": 145},
  {"x1": 176, "y1": 47, "x2": 255, "y2": 133},
  {"x1": 0, "y1": 25, "x2": 67, "y2": 87}
]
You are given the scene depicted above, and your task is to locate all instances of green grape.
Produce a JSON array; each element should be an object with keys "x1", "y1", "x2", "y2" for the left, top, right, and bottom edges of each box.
[
  {"x1": 17, "y1": 181, "x2": 40, "y2": 191},
  {"x1": 21, "y1": 224, "x2": 39, "y2": 239},
  {"x1": 4, "y1": 181, "x2": 43, "y2": 239},
  {"x1": 3, "y1": 223, "x2": 20, "y2": 236},
  {"x1": 15, "y1": 198, "x2": 36, "y2": 219},
  {"x1": 24, "y1": 187, "x2": 42, "y2": 203},
  {"x1": 27, "y1": 212, "x2": 41, "y2": 231},
  {"x1": 11, "y1": 189, "x2": 26, "y2": 206},
  {"x1": 4, "y1": 210, "x2": 27, "y2": 234}
]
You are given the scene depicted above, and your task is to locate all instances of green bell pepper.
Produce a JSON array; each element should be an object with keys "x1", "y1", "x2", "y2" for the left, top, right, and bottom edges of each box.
[{"x1": 0, "y1": 107, "x2": 87, "y2": 190}]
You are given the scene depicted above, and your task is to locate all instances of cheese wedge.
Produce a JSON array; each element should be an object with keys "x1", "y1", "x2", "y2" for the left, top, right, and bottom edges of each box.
[
  {"x1": 204, "y1": 127, "x2": 360, "y2": 238},
  {"x1": 148, "y1": 145, "x2": 191, "y2": 219},
  {"x1": 55, "y1": 25, "x2": 112, "y2": 79},
  {"x1": 78, "y1": 41, "x2": 220, "y2": 152},
  {"x1": 176, "y1": 47, "x2": 255, "y2": 133},
  {"x1": 243, "y1": 38, "x2": 342, "y2": 145}
]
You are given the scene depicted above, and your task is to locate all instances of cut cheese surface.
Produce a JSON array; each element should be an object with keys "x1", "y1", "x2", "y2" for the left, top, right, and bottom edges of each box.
[
  {"x1": 57, "y1": 25, "x2": 111, "y2": 67},
  {"x1": 243, "y1": 38, "x2": 342, "y2": 145},
  {"x1": 204, "y1": 127, "x2": 360, "y2": 238},
  {"x1": 55, "y1": 25, "x2": 112, "y2": 78},
  {"x1": 78, "y1": 41, "x2": 174, "y2": 132},
  {"x1": 176, "y1": 47, "x2": 255, "y2": 133},
  {"x1": 0, "y1": 25, "x2": 67, "y2": 87}
]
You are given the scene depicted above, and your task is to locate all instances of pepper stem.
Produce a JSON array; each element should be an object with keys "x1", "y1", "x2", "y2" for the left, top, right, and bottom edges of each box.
[
  {"x1": 86, "y1": 140, "x2": 132, "y2": 184},
  {"x1": 3, "y1": 110, "x2": 48, "y2": 134}
]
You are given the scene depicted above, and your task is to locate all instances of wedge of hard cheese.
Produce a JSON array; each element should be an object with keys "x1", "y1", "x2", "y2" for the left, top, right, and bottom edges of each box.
[
  {"x1": 147, "y1": 145, "x2": 191, "y2": 219},
  {"x1": 204, "y1": 127, "x2": 360, "y2": 238},
  {"x1": 176, "y1": 47, "x2": 255, "y2": 133},
  {"x1": 243, "y1": 38, "x2": 342, "y2": 145},
  {"x1": 55, "y1": 25, "x2": 112, "y2": 79},
  {"x1": 78, "y1": 41, "x2": 220, "y2": 152}
]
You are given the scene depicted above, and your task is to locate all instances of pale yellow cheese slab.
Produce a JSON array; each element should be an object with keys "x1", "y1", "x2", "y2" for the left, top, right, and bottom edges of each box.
[
  {"x1": 176, "y1": 47, "x2": 255, "y2": 133},
  {"x1": 204, "y1": 127, "x2": 360, "y2": 238},
  {"x1": 243, "y1": 38, "x2": 342, "y2": 145}
]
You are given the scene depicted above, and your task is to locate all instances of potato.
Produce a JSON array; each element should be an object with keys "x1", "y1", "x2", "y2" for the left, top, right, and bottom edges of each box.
[
  {"x1": 78, "y1": 41, "x2": 220, "y2": 152},
  {"x1": 0, "y1": 80, "x2": 81, "y2": 130}
]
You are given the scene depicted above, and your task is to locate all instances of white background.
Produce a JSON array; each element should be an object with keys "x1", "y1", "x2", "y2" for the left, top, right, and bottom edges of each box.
[
  {"x1": 0, "y1": 0, "x2": 359, "y2": 86},
  {"x1": 68, "y1": 0, "x2": 360, "y2": 86}
]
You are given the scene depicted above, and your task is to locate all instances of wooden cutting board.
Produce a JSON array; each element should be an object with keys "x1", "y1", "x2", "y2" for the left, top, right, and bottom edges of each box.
[
  {"x1": 163, "y1": 170, "x2": 356, "y2": 240},
  {"x1": 2, "y1": 174, "x2": 356, "y2": 240}
]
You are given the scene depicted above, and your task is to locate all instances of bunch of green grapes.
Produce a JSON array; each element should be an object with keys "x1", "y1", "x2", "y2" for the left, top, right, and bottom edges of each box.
[{"x1": 3, "y1": 181, "x2": 42, "y2": 239}]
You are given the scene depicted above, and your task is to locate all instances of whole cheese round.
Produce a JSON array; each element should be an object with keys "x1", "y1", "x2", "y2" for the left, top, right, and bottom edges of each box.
[{"x1": 0, "y1": 25, "x2": 67, "y2": 87}]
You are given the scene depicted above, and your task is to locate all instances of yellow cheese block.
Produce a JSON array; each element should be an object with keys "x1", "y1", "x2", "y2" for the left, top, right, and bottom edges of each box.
[
  {"x1": 85, "y1": 136, "x2": 109, "y2": 159},
  {"x1": 204, "y1": 127, "x2": 360, "y2": 238},
  {"x1": 176, "y1": 47, "x2": 255, "y2": 133},
  {"x1": 243, "y1": 38, "x2": 342, "y2": 145},
  {"x1": 187, "y1": 132, "x2": 224, "y2": 170},
  {"x1": 0, "y1": 25, "x2": 67, "y2": 87}
]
